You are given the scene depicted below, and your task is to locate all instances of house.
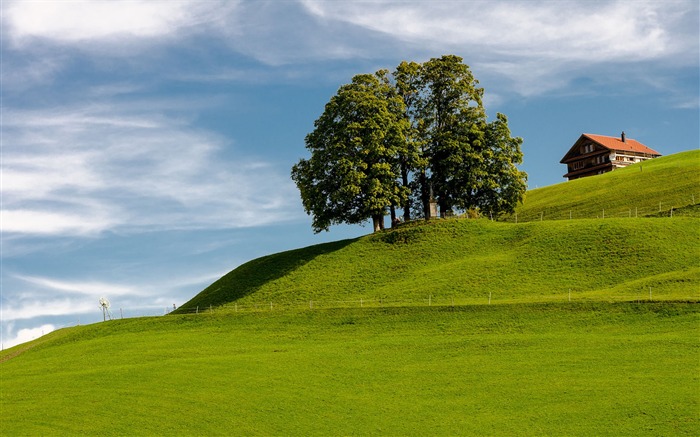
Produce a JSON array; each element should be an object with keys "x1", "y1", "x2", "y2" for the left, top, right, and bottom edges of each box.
[{"x1": 560, "y1": 132, "x2": 661, "y2": 181}]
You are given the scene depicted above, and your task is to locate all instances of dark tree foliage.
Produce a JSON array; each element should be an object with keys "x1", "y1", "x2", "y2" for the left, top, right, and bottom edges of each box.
[
  {"x1": 293, "y1": 56, "x2": 527, "y2": 233},
  {"x1": 475, "y1": 113, "x2": 528, "y2": 217},
  {"x1": 291, "y1": 71, "x2": 409, "y2": 233},
  {"x1": 414, "y1": 55, "x2": 488, "y2": 216}
]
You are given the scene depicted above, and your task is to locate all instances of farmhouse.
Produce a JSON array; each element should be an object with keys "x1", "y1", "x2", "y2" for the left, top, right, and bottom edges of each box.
[{"x1": 560, "y1": 132, "x2": 661, "y2": 181}]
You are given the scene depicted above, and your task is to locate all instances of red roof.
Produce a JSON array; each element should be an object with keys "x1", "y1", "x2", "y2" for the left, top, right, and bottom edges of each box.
[{"x1": 582, "y1": 133, "x2": 660, "y2": 155}]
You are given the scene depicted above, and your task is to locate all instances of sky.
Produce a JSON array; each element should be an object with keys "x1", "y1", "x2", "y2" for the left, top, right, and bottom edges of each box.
[{"x1": 1, "y1": 0, "x2": 698, "y2": 348}]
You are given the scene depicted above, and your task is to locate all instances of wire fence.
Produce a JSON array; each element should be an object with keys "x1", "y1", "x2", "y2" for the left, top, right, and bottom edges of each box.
[
  {"x1": 171, "y1": 288, "x2": 699, "y2": 316},
  {"x1": 504, "y1": 198, "x2": 699, "y2": 223}
]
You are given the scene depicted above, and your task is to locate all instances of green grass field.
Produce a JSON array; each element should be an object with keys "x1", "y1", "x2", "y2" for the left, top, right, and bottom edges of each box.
[
  {"x1": 1, "y1": 150, "x2": 699, "y2": 436},
  {"x1": 510, "y1": 149, "x2": 699, "y2": 222},
  {"x1": 1, "y1": 303, "x2": 698, "y2": 436},
  {"x1": 178, "y1": 218, "x2": 699, "y2": 313},
  {"x1": 179, "y1": 150, "x2": 700, "y2": 314}
]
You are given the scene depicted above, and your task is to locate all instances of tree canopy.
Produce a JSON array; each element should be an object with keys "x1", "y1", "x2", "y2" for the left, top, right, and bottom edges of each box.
[
  {"x1": 292, "y1": 55, "x2": 527, "y2": 233},
  {"x1": 291, "y1": 71, "x2": 409, "y2": 233}
]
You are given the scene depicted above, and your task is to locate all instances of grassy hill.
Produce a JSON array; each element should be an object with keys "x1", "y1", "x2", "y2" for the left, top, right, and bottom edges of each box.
[
  {"x1": 178, "y1": 150, "x2": 700, "y2": 313},
  {"x1": 179, "y1": 218, "x2": 699, "y2": 313},
  {"x1": 510, "y1": 149, "x2": 700, "y2": 221},
  {"x1": 1, "y1": 150, "x2": 699, "y2": 436},
  {"x1": 2, "y1": 303, "x2": 698, "y2": 435}
]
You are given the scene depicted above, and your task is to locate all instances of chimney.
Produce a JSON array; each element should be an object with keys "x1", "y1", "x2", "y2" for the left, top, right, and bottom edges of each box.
[{"x1": 621, "y1": 131, "x2": 626, "y2": 142}]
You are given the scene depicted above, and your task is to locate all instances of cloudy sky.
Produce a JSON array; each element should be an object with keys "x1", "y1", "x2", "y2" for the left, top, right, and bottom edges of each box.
[{"x1": 2, "y1": 0, "x2": 698, "y2": 348}]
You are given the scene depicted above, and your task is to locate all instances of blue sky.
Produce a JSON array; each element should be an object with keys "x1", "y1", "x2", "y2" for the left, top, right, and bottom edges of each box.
[{"x1": 2, "y1": 0, "x2": 698, "y2": 348}]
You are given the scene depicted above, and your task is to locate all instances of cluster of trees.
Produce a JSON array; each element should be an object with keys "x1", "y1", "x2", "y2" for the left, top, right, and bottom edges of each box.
[{"x1": 292, "y1": 55, "x2": 527, "y2": 233}]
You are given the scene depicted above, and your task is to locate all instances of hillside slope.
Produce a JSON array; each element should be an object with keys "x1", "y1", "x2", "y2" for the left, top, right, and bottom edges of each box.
[
  {"x1": 2, "y1": 303, "x2": 697, "y2": 436},
  {"x1": 3, "y1": 153, "x2": 698, "y2": 437},
  {"x1": 511, "y1": 149, "x2": 699, "y2": 221},
  {"x1": 179, "y1": 151, "x2": 699, "y2": 312},
  {"x1": 178, "y1": 217, "x2": 699, "y2": 312}
]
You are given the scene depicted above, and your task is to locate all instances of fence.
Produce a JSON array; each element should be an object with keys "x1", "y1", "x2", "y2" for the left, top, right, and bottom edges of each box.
[
  {"x1": 505, "y1": 196, "x2": 699, "y2": 224},
  {"x1": 170, "y1": 287, "x2": 699, "y2": 316}
]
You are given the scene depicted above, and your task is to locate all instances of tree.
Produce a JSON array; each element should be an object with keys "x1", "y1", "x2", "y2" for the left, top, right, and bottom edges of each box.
[
  {"x1": 291, "y1": 71, "x2": 409, "y2": 233},
  {"x1": 394, "y1": 60, "x2": 429, "y2": 220},
  {"x1": 393, "y1": 55, "x2": 526, "y2": 219},
  {"x1": 415, "y1": 55, "x2": 488, "y2": 217},
  {"x1": 472, "y1": 113, "x2": 527, "y2": 217},
  {"x1": 292, "y1": 55, "x2": 527, "y2": 233}
]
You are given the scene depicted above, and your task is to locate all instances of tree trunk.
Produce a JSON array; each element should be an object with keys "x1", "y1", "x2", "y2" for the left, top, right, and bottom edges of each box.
[
  {"x1": 390, "y1": 205, "x2": 397, "y2": 228},
  {"x1": 439, "y1": 199, "x2": 450, "y2": 218},
  {"x1": 420, "y1": 170, "x2": 430, "y2": 219},
  {"x1": 401, "y1": 163, "x2": 411, "y2": 222},
  {"x1": 372, "y1": 215, "x2": 384, "y2": 232}
]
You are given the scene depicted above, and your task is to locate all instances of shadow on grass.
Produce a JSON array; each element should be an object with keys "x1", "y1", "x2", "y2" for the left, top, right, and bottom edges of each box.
[{"x1": 174, "y1": 238, "x2": 359, "y2": 312}]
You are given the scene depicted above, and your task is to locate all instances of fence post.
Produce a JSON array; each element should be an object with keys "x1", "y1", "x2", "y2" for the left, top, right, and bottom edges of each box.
[
  {"x1": 196, "y1": 306, "x2": 199, "y2": 314},
  {"x1": 488, "y1": 292, "x2": 492, "y2": 305}
]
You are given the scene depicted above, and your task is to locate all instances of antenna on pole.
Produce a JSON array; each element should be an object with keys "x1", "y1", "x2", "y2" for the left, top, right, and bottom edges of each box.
[{"x1": 99, "y1": 297, "x2": 112, "y2": 321}]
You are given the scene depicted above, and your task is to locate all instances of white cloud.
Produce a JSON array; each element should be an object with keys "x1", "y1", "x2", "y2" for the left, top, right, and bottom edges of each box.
[
  {"x1": 2, "y1": 102, "x2": 300, "y2": 239},
  {"x1": 2, "y1": 298, "x2": 97, "y2": 321},
  {"x1": 14, "y1": 275, "x2": 139, "y2": 298},
  {"x1": 1, "y1": 269, "x2": 225, "y2": 324},
  {"x1": 301, "y1": 0, "x2": 691, "y2": 62},
  {"x1": 0, "y1": 209, "x2": 117, "y2": 236},
  {"x1": 3, "y1": 0, "x2": 696, "y2": 98},
  {"x1": 298, "y1": 0, "x2": 698, "y2": 96},
  {"x1": 2, "y1": 323, "x2": 56, "y2": 350},
  {"x1": 4, "y1": 0, "x2": 234, "y2": 44}
]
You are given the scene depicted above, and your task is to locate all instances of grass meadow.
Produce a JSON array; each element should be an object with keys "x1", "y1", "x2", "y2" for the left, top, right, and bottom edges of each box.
[
  {"x1": 2, "y1": 303, "x2": 698, "y2": 436},
  {"x1": 2, "y1": 150, "x2": 698, "y2": 436},
  {"x1": 179, "y1": 217, "x2": 699, "y2": 312},
  {"x1": 509, "y1": 149, "x2": 699, "y2": 222}
]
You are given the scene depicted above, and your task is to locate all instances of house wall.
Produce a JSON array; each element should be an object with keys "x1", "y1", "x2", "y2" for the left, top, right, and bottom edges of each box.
[
  {"x1": 565, "y1": 151, "x2": 657, "y2": 180},
  {"x1": 609, "y1": 151, "x2": 657, "y2": 168}
]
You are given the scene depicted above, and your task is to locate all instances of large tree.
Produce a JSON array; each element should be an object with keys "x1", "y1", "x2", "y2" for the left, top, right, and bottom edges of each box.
[
  {"x1": 293, "y1": 55, "x2": 527, "y2": 233},
  {"x1": 472, "y1": 113, "x2": 528, "y2": 217},
  {"x1": 395, "y1": 55, "x2": 526, "y2": 219},
  {"x1": 291, "y1": 71, "x2": 409, "y2": 233},
  {"x1": 414, "y1": 55, "x2": 488, "y2": 216},
  {"x1": 394, "y1": 60, "x2": 429, "y2": 220}
]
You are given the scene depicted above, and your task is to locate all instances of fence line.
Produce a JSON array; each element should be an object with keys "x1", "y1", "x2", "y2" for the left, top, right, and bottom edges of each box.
[
  {"x1": 505, "y1": 198, "x2": 699, "y2": 224},
  {"x1": 171, "y1": 288, "x2": 699, "y2": 316}
]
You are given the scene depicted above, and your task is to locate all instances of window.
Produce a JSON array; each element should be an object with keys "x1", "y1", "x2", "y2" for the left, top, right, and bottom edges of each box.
[
  {"x1": 580, "y1": 143, "x2": 594, "y2": 154},
  {"x1": 594, "y1": 155, "x2": 610, "y2": 164}
]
